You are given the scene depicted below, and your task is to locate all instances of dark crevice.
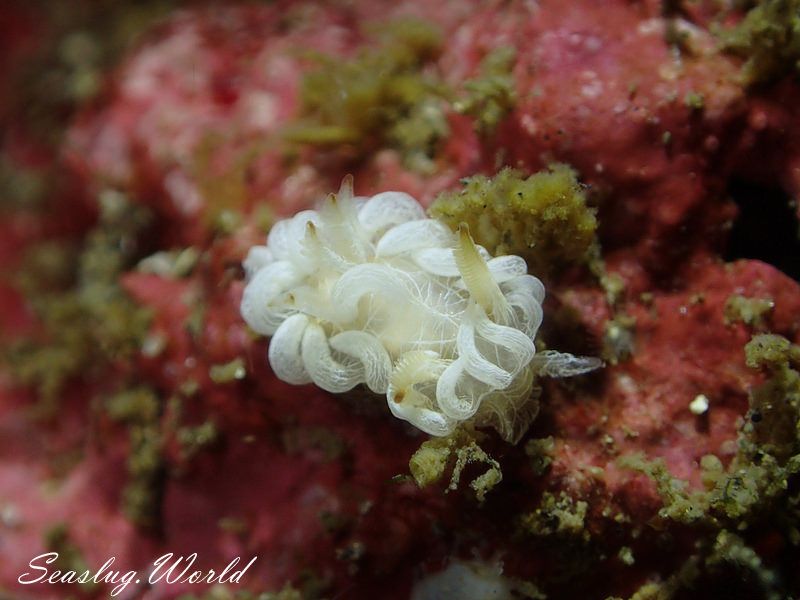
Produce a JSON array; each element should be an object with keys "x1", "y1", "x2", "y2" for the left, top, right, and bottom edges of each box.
[{"x1": 724, "y1": 179, "x2": 800, "y2": 281}]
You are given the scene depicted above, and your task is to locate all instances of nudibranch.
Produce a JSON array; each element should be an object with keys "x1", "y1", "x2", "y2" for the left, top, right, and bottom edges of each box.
[{"x1": 241, "y1": 177, "x2": 601, "y2": 443}]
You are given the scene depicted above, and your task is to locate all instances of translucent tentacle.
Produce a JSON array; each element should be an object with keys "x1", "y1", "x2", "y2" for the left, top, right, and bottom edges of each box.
[
  {"x1": 487, "y1": 255, "x2": 528, "y2": 282},
  {"x1": 436, "y1": 358, "x2": 483, "y2": 420},
  {"x1": 330, "y1": 264, "x2": 412, "y2": 323},
  {"x1": 456, "y1": 314, "x2": 513, "y2": 388},
  {"x1": 387, "y1": 350, "x2": 455, "y2": 436},
  {"x1": 454, "y1": 225, "x2": 510, "y2": 321},
  {"x1": 242, "y1": 245, "x2": 273, "y2": 279},
  {"x1": 376, "y1": 219, "x2": 455, "y2": 257},
  {"x1": 330, "y1": 330, "x2": 392, "y2": 393},
  {"x1": 301, "y1": 322, "x2": 363, "y2": 392},
  {"x1": 471, "y1": 304, "x2": 536, "y2": 378},
  {"x1": 532, "y1": 350, "x2": 604, "y2": 378},
  {"x1": 240, "y1": 261, "x2": 301, "y2": 335},
  {"x1": 268, "y1": 313, "x2": 312, "y2": 384},
  {"x1": 358, "y1": 191, "x2": 426, "y2": 236}
]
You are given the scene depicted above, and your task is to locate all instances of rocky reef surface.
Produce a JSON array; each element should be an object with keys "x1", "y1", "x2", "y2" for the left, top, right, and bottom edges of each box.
[{"x1": 2, "y1": 1, "x2": 800, "y2": 598}]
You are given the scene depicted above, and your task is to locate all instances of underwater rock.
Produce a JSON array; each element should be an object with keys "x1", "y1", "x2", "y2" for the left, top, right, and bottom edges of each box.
[{"x1": 3, "y1": 1, "x2": 800, "y2": 598}]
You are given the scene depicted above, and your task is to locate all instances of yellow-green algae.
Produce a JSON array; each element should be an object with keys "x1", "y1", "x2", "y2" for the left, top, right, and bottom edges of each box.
[
  {"x1": 706, "y1": 530, "x2": 780, "y2": 595},
  {"x1": 602, "y1": 313, "x2": 637, "y2": 365},
  {"x1": 191, "y1": 133, "x2": 275, "y2": 232},
  {"x1": 3, "y1": 22, "x2": 188, "y2": 531},
  {"x1": 409, "y1": 428, "x2": 502, "y2": 502},
  {"x1": 744, "y1": 333, "x2": 800, "y2": 460},
  {"x1": 6, "y1": 190, "x2": 153, "y2": 415},
  {"x1": 44, "y1": 523, "x2": 99, "y2": 593},
  {"x1": 429, "y1": 165, "x2": 597, "y2": 277},
  {"x1": 525, "y1": 436, "x2": 555, "y2": 476},
  {"x1": 9, "y1": 0, "x2": 179, "y2": 149},
  {"x1": 106, "y1": 386, "x2": 165, "y2": 530},
  {"x1": 724, "y1": 294, "x2": 775, "y2": 328},
  {"x1": 0, "y1": 157, "x2": 49, "y2": 213},
  {"x1": 286, "y1": 18, "x2": 449, "y2": 172},
  {"x1": 513, "y1": 580, "x2": 548, "y2": 600},
  {"x1": 286, "y1": 21, "x2": 523, "y2": 170},
  {"x1": 209, "y1": 357, "x2": 247, "y2": 384},
  {"x1": 683, "y1": 90, "x2": 705, "y2": 111},
  {"x1": 136, "y1": 246, "x2": 200, "y2": 279},
  {"x1": 111, "y1": 390, "x2": 220, "y2": 528},
  {"x1": 719, "y1": 0, "x2": 800, "y2": 84},
  {"x1": 617, "y1": 546, "x2": 635, "y2": 566},
  {"x1": 519, "y1": 492, "x2": 589, "y2": 541},
  {"x1": 453, "y1": 46, "x2": 517, "y2": 134},
  {"x1": 606, "y1": 530, "x2": 782, "y2": 600},
  {"x1": 178, "y1": 421, "x2": 219, "y2": 459},
  {"x1": 409, "y1": 437, "x2": 453, "y2": 487},
  {"x1": 610, "y1": 333, "x2": 800, "y2": 597},
  {"x1": 106, "y1": 385, "x2": 160, "y2": 422},
  {"x1": 617, "y1": 453, "x2": 708, "y2": 524}
]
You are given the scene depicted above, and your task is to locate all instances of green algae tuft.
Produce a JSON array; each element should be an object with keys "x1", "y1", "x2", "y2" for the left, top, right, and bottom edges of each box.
[
  {"x1": 719, "y1": 0, "x2": 800, "y2": 84},
  {"x1": 209, "y1": 357, "x2": 247, "y2": 384},
  {"x1": 618, "y1": 453, "x2": 708, "y2": 524},
  {"x1": 287, "y1": 18, "x2": 448, "y2": 171},
  {"x1": 745, "y1": 332, "x2": 800, "y2": 369},
  {"x1": 742, "y1": 334, "x2": 800, "y2": 460},
  {"x1": 525, "y1": 436, "x2": 555, "y2": 476},
  {"x1": 724, "y1": 295, "x2": 774, "y2": 328},
  {"x1": 44, "y1": 524, "x2": 99, "y2": 593},
  {"x1": 618, "y1": 333, "x2": 800, "y2": 537},
  {"x1": 519, "y1": 491, "x2": 589, "y2": 540},
  {"x1": 408, "y1": 429, "x2": 502, "y2": 502},
  {"x1": 106, "y1": 386, "x2": 165, "y2": 529},
  {"x1": 178, "y1": 421, "x2": 220, "y2": 459},
  {"x1": 602, "y1": 313, "x2": 636, "y2": 365},
  {"x1": 454, "y1": 46, "x2": 517, "y2": 134},
  {"x1": 409, "y1": 436, "x2": 453, "y2": 488},
  {"x1": 429, "y1": 165, "x2": 597, "y2": 277},
  {"x1": 684, "y1": 90, "x2": 705, "y2": 111},
  {"x1": 705, "y1": 531, "x2": 782, "y2": 600},
  {"x1": 6, "y1": 190, "x2": 153, "y2": 415},
  {"x1": 137, "y1": 247, "x2": 200, "y2": 279},
  {"x1": 106, "y1": 387, "x2": 160, "y2": 423}
]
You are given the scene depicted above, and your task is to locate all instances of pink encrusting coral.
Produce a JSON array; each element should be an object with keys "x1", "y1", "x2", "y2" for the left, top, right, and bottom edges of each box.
[{"x1": 3, "y1": 0, "x2": 800, "y2": 598}]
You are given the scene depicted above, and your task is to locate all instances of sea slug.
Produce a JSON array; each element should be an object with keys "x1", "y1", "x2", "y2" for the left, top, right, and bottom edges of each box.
[{"x1": 241, "y1": 177, "x2": 600, "y2": 442}]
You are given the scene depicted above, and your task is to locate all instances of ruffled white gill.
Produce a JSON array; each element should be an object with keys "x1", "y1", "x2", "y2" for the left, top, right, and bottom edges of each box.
[{"x1": 241, "y1": 177, "x2": 601, "y2": 443}]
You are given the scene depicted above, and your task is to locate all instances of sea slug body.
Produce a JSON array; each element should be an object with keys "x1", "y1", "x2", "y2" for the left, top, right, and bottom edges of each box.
[{"x1": 241, "y1": 177, "x2": 600, "y2": 442}]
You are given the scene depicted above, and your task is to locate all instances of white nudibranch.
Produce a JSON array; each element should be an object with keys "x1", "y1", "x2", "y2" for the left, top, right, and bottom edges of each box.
[{"x1": 241, "y1": 177, "x2": 601, "y2": 443}]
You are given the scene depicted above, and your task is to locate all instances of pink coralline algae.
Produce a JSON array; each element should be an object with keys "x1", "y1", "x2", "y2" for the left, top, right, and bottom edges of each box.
[{"x1": 2, "y1": 1, "x2": 800, "y2": 599}]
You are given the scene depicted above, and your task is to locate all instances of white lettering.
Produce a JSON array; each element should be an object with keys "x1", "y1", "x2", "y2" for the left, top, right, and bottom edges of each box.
[
  {"x1": 149, "y1": 552, "x2": 198, "y2": 585},
  {"x1": 18, "y1": 551, "x2": 254, "y2": 594},
  {"x1": 108, "y1": 569, "x2": 137, "y2": 598},
  {"x1": 18, "y1": 553, "x2": 58, "y2": 585},
  {"x1": 227, "y1": 556, "x2": 257, "y2": 583}
]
